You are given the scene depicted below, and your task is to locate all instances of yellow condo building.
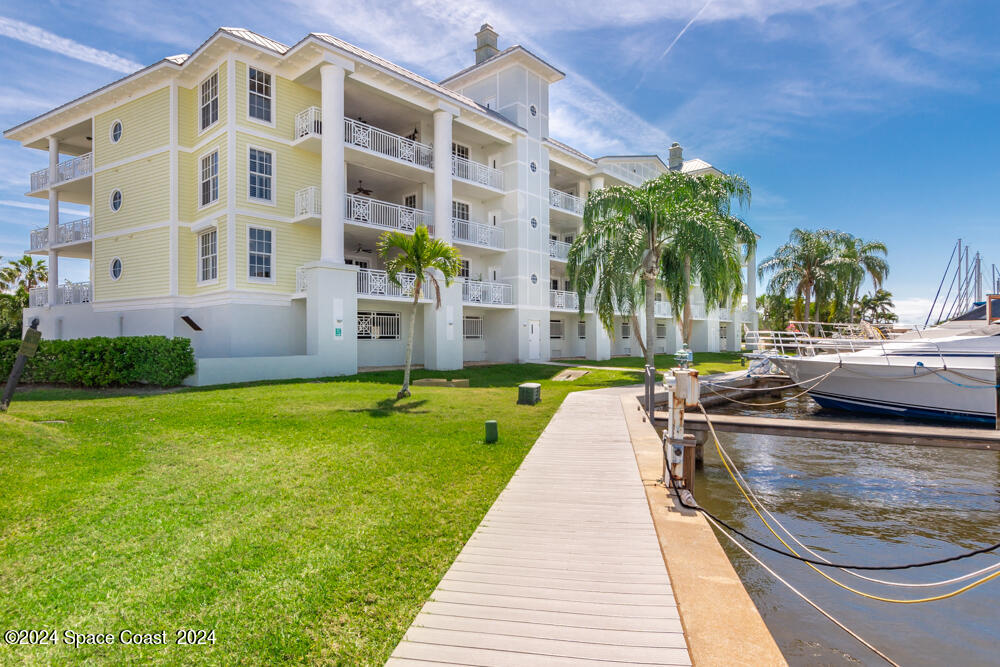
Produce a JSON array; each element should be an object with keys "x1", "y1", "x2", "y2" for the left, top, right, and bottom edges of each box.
[{"x1": 5, "y1": 26, "x2": 757, "y2": 385}]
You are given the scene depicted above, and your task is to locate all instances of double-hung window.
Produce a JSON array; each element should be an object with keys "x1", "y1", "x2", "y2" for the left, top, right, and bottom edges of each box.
[
  {"x1": 200, "y1": 73, "x2": 218, "y2": 131},
  {"x1": 578, "y1": 320, "x2": 586, "y2": 339},
  {"x1": 459, "y1": 259, "x2": 470, "y2": 278},
  {"x1": 451, "y1": 142, "x2": 469, "y2": 161},
  {"x1": 199, "y1": 229, "x2": 218, "y2": 282},
  {"x1": 248, "y1": 148, "x2": 273, "y2": 202},
  {"x1": 452, "y1": 201, "x2": 469, "y2": 221},
  {"x1": 248, "y1": 68, "x2": 272, "y2": 123},
  {"x1": 200, "y1": 151, "x2": 218, "y2": 207},
  {"x1": 248, "y1": 226, "x2": 273, "y2": 280},
  {"x1": 621, "y1": 321, "x2": 631, "y2": 339}
]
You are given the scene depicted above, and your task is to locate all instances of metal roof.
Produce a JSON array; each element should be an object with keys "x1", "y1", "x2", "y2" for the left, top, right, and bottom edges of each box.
[
  {"x1": 440, "y1": 45, "x2": 565, "y2": 85},
  {"x1": 544, "y1": 137, "x2": 596, "y2": 164}
]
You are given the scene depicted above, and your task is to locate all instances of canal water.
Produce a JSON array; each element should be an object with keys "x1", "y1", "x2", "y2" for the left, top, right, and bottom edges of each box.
[{"x1": 691, "y1": 392, "x2": 1000, "y2": 665}]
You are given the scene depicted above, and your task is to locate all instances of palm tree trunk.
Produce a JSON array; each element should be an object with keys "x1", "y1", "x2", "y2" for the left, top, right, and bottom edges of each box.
[
  {"x1": 803, "y1": 285, "x2": 811, "y2": 335},
  {"x1": 644, "y1": 277, "x2": 655, "y2": 367},
  {"x1": 682, "y1": 256, "x2": 693, "y2": 344},
  {"x1": 399, "y1": 289, "x2": 419, "y2": 399},
  {"x1": 631, "y1": 313, "x2": 648, "y2": 361}
]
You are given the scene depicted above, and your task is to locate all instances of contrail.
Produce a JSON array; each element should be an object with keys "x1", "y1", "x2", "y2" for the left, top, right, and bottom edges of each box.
[
  {"x1": 0, "y1": 16, "x2": 143, "y2": 73},
  {"x1": 634, "y1": 0, "x2": 716, "y2": 91}
]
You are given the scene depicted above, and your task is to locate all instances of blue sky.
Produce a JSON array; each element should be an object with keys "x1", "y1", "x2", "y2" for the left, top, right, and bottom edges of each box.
[{"x1": 1, "y1": 0, "x2": 998, "y2": 322}]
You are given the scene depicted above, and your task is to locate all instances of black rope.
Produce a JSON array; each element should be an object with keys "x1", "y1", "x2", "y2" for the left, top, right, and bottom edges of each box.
[{"x1": 668, "y1": 477, "x2": 1000, "y2": 571}]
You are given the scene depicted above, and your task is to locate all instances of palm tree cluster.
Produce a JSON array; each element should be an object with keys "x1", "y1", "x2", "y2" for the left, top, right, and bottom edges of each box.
[
  {"x1": 757, "y1": 228, "x2": 889, "y2": 331},
  {"x1": 568, "y1": 171, "x2": 755, "y2": 367},
  {"x1": 0, "y1": 256, "x2": 47, "y2": 340}
]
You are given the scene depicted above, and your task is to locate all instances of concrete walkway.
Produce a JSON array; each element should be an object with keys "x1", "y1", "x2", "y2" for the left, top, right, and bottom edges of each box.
[{"x1": 387, "y1": 389, "x2": 690, "y2": 666}]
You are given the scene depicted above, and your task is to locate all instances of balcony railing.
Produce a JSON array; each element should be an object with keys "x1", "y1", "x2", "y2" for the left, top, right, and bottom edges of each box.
[
  {"x1": 451, "y1": 218, "x2": 504, "y2": 250},
  {"x1": 30, "y1": 153, "x2": 93, "y2": 191},
  {"x1": 344, "y1": 118, "x2": 433, "y2": 168},
  {"x1": 30, "y1": 217, "x2": 92, "y2": 251},
  {"x1": 549, "y1": 290, "x2": 578, "y2": 310},
  {"x1": 654, "y1": 301, "x2": 671, "y2": 318},
  {"x1": 548, "y1": 239, "x2": 571, "y2": 261},
  {"x1": 357, "y1": 268, "x2": 426, "y2": 299},
  {"x1": 294, "y1": 187, "x2": 321, "y2": 219},
  {"x1": 462, "y1": 280, "x2": 512, "y2": 305},
  {"x1": 295, "y1": 267, "x2": 308, "y2": 294},
  {"x1": 452, "y1": 155, "x2": 503, "y2": 190},
  {"x1": 28, "y1": 281, "x2": 92, "y2": 308},
  {"x1": 548, "y1": 188, "x2": 585, "y2": 216},
  {"x1": 295, "y1": 106, "x2": 322, "y2": 140},
  {"x1": 345, "y1": 193, "x2": 432, "y2": 234}
]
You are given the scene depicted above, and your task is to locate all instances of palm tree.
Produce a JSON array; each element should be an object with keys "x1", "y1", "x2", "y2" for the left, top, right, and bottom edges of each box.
[
  {"x1": 836, "y1": 235, "x2": 888, "y2": 323},
  {"x1": 758, "y1": 229, "x2": 841, "y2": 335},
  {"x1": 0, "y1": 255, "x2": 47, "y2": 293},
  {"x1": 377, "y1": 225, "x2": 462, "y2": 399},
  {"x1": 859, "y1": 289, "x2": 896, "y2": 323},
  {"x1": 569, "y1": 171, "x2": 754, "y2": 366}
]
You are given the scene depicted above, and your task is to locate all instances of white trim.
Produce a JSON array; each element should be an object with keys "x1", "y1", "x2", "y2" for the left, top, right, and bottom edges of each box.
[
  {"x1": 197, "y1": 68, "x2": 220, "y2": 135},
  {"x1": 109, "y1": 256, "x2": 123, "y2": 281},
  {"x1": 246, "y1": 143, "x2": 276, "y2": 205},
  {"x1": 197, "y1": 146, "x2": 221, "y2": 209},
  {"x1": 169, "y1": 81, "x2": 179, "y2": 298},
  {"x1": 93, "y1": 220, "x2": 171, "y2": 240},
  {"x1": 235, "y1": 125, "x2": 293, "y2": 146},
  {"x1": 109, "y1": 119, "x2": 123, "y2": 144},
  {"x1": 89, "y1": 290, "x2": 297, "y2": 311},
  {"x1": 226, "y1": 55, "x2": 237, "y2": 292},
  {"x1": 196, "y1": 226, "x2": 219, "y2": 285},
  {"x1": 246, "y1": 223, "x2": 276, "y2": 284},
  {"x1": 94, "y1": 145, "x2": 169, "y2": 173},
  {"x1": 109, "y1": 188, "x2": 123, "y2": 212},
  {"x1": 182, "y1": 125, "x2": 226, "y2": 153},
  {"x1": 244, "y1": 63, "x2": 276, "y2": 128}
]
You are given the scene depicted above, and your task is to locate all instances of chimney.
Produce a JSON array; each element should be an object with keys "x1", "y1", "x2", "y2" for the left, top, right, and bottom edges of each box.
[
  {"x1": 668, "y1": 142, "x2": 683, "y2": 171},
  {"x1": 475, "y1": 23, "x2": 500, "y2": 64}
]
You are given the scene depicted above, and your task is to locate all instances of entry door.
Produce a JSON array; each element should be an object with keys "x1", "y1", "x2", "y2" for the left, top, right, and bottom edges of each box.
[{"x1": 527, "y1": 319, "x2": 540, "y2": 360}]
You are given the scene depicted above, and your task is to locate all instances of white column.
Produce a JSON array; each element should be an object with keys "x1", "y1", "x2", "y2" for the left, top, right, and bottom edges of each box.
[
  {"x1": 433, "y1": 109, "x2": 453, "y2": 242},
  {"x1": 589, "y1": 174, "x2": 605, "y2": 191},
  {"x1": 320, "y1": 63, "x2": 346, "y2": 264},
  {"x1": 47, "y1": 136, "x2": 59, "y2": 306},
  {"x1": 746, "y1": 245, "x2": 758, "y2": 330}
]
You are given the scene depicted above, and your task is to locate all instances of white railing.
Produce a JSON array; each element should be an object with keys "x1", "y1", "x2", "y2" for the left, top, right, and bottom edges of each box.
[
  {"x1": 549, "y1": 239, "x2": 571, "y2": 261},
  {"x1": 358, "y1": 311, "x2": 401, "y2": 340},
  {"x1": 463, "y1": 315, "x2": 484, "y2": 339},
  {"x1": 344, "y1": 194, "x2": 432, "y2": 234},
  {"x1": 550, "y1": 290, "x2": 579, "y2": 310},
  {"x1": 30, "y1": 217, "x2": 93, "y2": 251},
  {"x1": 295, "y1": 267, "x2": 308, "y2": 294},
  {"x1": 294, "y1": 187, "x2": 321, "y2": 219},
  {"x1": 689, "y1": 303, "x2": 707, "y2": 319},
  {"x1": 28, "y1": 281, "x2": 92, "y2": 308},
  {"x1": 344, "y1": 118, "x2": 433, "y2": 168},
  {"x1": 462, "y1": 280, "x2": 513, "y2": 305},
  {"x1": 294, "y1": 106, "x2": 322, "y2": 140},
  {"x1": 451, "y1": 218, "x2": 504, "y2": 249},
  {"x1": 548, "y1": 188, "x2": 585, "y2": 216},
  {"x1": 30, "y1": 152, "x2": 93, "y2": 191},
  {"x1": 356, "y1": 268, "x2": 426, "y2": 299},
  {"x1": 451, "y1": 155, "x2": 503, "y2": 190},
  {"x1": 654, "y1": 301, "x2": 671, "y2": 318}
]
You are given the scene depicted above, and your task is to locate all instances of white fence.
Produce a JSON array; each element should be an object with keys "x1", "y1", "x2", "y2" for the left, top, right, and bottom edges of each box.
[
  {"x1": 345, "y1": 193, "x2": 432, "y2": 234},
  {"x1": 30, "y1": 217, "x2": 92, "y2": 251},
  {"x1": 451, "y1": 218, "x2": 504, "y2": 249},
  {"x1": 451, "y1": 155, "x2": 503, "y2": 190},
  {"x1": 462, "y1": 280, "x2": 512, "y2": 305},
  {"x1": 30, "y1": 152, "x2": 93, "y2": 191},
  {"x1": 550, "y1": 290, "x2": 579, "y2": 310},
  {"x1": 344, "y1": 118, "x2": 433, "y2": 168},
  {"x1": 294, "y1": 187, "x2": 321, "y2": 219},
  {"x1": 357, "y1": 311, "x2": 401, "y2": 339},
  {"x1": 294, "y1": 106, "x2": 322, "y2": 140},
  {"x1": 356, "y1": 268, "x2": 425, "y2": 299},
  {"x1": 548, "y1": 239, "x2": 571, "y2": 261},
  {"x1": 28, "y1": 281, "x2": 92, "y2": 307},
  {"x1": 548, "y1": 188, "x2": 585, "y2": 215}
]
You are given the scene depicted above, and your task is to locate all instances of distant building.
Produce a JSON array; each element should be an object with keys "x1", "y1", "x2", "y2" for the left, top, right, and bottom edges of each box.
[{"x1": 4, "y1": 25, "x2": 757, "y2": 385}]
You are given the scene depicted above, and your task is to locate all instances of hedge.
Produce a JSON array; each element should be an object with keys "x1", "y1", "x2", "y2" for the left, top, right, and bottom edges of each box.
[{"x1": 0, "y1": 336, "x2": 196, "y2": 387}]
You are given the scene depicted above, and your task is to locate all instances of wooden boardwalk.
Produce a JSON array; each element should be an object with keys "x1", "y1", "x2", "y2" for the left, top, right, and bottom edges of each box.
[{"x1": 388, "y1": 390, "x2": 690, "y2": 666}]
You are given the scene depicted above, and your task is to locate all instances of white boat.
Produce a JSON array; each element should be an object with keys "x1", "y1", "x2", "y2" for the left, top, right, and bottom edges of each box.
[{"x1": 771, "y1": 318, "x2": 1000, "y2": 423}]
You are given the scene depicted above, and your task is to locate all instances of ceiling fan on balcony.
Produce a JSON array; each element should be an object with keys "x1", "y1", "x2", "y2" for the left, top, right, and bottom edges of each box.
[
  {"x1": 354, "y1": 243, "x2": 372, "y2": 254},
  {"x1": 353, "y1": 180, "x2": 373, "y2": 196}
]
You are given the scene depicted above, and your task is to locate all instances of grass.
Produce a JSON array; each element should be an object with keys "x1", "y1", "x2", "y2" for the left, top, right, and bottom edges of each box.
[
  {"x1": 0, "y1": 364, "x2": 637, "y2": 665},
  {"x1": 577, "y1": 351, "x2": 746, "y2": 375}
]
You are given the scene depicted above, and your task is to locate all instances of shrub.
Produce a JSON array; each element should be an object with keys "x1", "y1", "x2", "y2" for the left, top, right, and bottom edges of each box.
[{"x1": 0, "y1": 336, "x2": 195, "y2": 387}]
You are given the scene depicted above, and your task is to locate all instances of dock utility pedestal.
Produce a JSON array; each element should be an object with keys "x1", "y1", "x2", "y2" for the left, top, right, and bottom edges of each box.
[{"x1": 663, "y1": 368, "x2": 700, "y2": 493}]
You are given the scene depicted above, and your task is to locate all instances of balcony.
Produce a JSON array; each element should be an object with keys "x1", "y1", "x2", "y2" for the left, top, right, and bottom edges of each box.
[
  {"x1": 451, "y1": 218, "x2": 504, "y2": 251},
  {"x1": 654, "y1": 301, "x2": 671, "y2": 318},
  {"x1": 29, "y1": 217, "x2": 92, "y2": 256},
  {"x1": 344, "y1": 118, "x2": 433, "y2": 169},
  {"x1": 452, "y1": 155, "x2": 503, "y2": 191},
  {"x1": 550, "y1": 290, "x2": 593, "y2": 311},
  {"x1": 548, "y1": 188, "x2": 584, "y2": 216},
  {"x1": 357, "y1": 268, "x2": 427, "y2": 300},
  {"x1": 29, "y1": 153, "x2": 93, "y2": 204},
  {"x1": 293, "y1": 187, "x2": 321, "y2": 223},
  {"x1": 462, "y1": 280, "x2": 513, "y2": 306},
  {"x1": 28, "y1": 281, "x2": 92, "y2": 308},
  {"x1": 345, "y1": 193, "x2": 432, "y2": 234},
  {"x1": 294, "y1": 106, "x2": 322, "y2": 147},
  {"x1": 549, "y1": 238, "x2": 571, "y2": 262}
]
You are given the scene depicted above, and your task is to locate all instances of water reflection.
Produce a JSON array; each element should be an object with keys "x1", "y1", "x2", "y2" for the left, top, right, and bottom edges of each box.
[{"x1": 685, "y1": 391, "x2": 1000, "y2": 665}]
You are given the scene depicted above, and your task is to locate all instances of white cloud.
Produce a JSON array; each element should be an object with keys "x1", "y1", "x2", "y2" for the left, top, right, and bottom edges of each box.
[
  {"x1": 893, "y1": 297, "x2": 933, "y2": 325},
  {"x1": 0, "y1": 200, "x2": 90, "y2": 219},
  {"x1": 0, "y1": 16, "x2": 144, "y2": 73}
]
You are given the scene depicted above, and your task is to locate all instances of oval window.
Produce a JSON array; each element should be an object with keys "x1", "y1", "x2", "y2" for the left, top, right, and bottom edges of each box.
[
  {"x1": 110, "y1": 189, "x2": 122, "y2": 211},
  {"x1": 529, "y1": 161, "x2": 537, "y2": 173},
  {"x1": 530, "y1": 274, "x2": 538, "y2": 285},
  {"x1": 529, "y1": 105, "x2": 537, "y2": 117},
  {"x1": 530, "y1": 217, "x2": 538, "y2": 229},
  {"x1": 110, "y1": 120, "x2": 123, "y2": 143},
  {"x1": 110, "y1": 257, "x2": 123, "y2": 281}
]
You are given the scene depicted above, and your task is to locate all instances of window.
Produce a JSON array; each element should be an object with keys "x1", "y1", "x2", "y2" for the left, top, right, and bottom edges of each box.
[
  {"x1": 564, "y1": 234, "x2": 574, "y2": 244},
  {"x1": 550, "y1": 319, "x2": 563, "y2": 339},
  {"x1": 109, "y1": 257, "x2": 123, "y2": 281},
  {"x1": 358, "y1": 311, "x2": 400, "y2": 340},
  {"x1": 460, "y1": 259, "x2": 470, "y2": 278},
  {"x1": 463, "y1": 315, "x2": 483, "y2": 339},
  {"x1": 530, "y1": 217, "x2": 538, "y2": 229},
  {"x1": 200, "y1": 73, "x2": 218, "y2": 131},
  {"x1": 345, "y1": 258, "x2": 369, "y2": 269},
  {"x1": 452, "y1": 201, "x2": 469, "y2": 221},
  {"x1": 404, "y1": 194, "x2": 417, "y2": 209},
  {"x1": 451, "y1": 142, "x2": 469, "y2": 160},
  {"x1": 109, "y1": 189, "x2": 122, "y2": 212},
  {"x1": 200, "y1": 151, "x2": 219, "y2": 207},
  {"x1": 199, "y1": 229, "x2": 217, "y2": 282},
  {"x1": 110, "y1": 120, "x2": 123, "y2": 143},
  {"x1": 530, "y1": 274, "x2": 538, "y2": 284},
  {"x1": 551, "y1": 279, "x2": 559, "y2": 291},
  {"x1": 248, "y1": 226, "x2": 273, "y2": 280},
  {"x1": 578, "y1": 320, "x2": 586, "y2": 339},
  {"x1": 248, "y1": 68, "x2": 272, "y2": 122},
  {"x1": 530, "y1": 161, "x2": 537, "y2": 173},
  {"x1": 621, "y1": 320, "x2": 631, "y2": 339},
  {"x1": 248, "y1": 148, "x2": 273, "y2": 202},
  {"x1": 530, "y1": 104, "x2": 538, "y2": 117},
  {"x1": 656, "y1": 323, "x2": 667, "y2": 339}
]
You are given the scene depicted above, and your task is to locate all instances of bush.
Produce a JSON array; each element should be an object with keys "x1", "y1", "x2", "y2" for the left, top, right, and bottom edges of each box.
[{"x1": 0, "y1": 336, "x2": 195, "y2": 387}]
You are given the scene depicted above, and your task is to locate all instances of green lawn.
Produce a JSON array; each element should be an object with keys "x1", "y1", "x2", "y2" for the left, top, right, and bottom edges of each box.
[
  {"x1": 0, "y1": 364, "x2": 636, "y2": 665},
  {"x1": 578, "y1": 351, "x2": 746, "y2": 375}
]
